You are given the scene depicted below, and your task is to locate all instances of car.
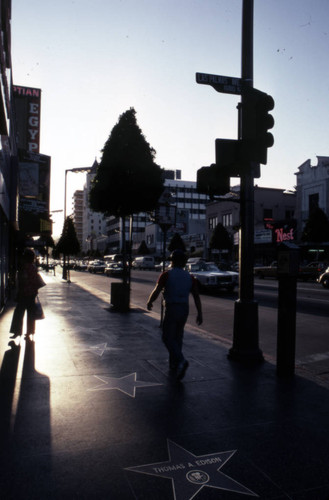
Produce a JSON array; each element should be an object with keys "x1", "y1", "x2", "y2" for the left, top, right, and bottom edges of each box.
[
  {"x1": 317, "y1": 266, "x2": 329, "y2": 288},
  {"x1": 105, "y1": 262, "x2": 124, "y2": 277},
  {"x1": 254, "y1": 261, "x2": 278, "y2": 279},
  {"x1": 186, "y1": 261, "x2": 238, "y2": 293},
  {"x1": 299, "y1": 261, "x2": 328, "y2": 281},
  {"x1": 154, "y1": 261, "x2": 170, "y2": 272},
  {"x1": 73, "y1": 260, "x2": 88, "y2": 271},
  {"x1": 87, "y1": 260, "x2": 105, "y2": 273},
  {"x1": 132, "y1": 256, "x2": 155, "y2": 270}
]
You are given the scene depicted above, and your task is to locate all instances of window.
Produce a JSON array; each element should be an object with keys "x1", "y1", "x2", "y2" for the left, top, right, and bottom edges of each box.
[
  {"x1": 222, "y1": 213, "x2": 232, "y2": 227},
  {"x1": 309, "y1": 193, "x2": 319, "y2": 212},
  {"x1": 209, "y1": 216, "x2": 218, "y2": 230}
]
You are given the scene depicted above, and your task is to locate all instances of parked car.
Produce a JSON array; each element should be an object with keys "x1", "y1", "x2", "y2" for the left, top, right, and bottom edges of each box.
[
  {"x1": 73, "y1": 260, "x2": 88, "y2": 271},
  {"x1": 105, "y1": 262, "x2": 124, "y2": 277},
  {"x1": 132, "y1": 256, "x2": 155, "y2": 270},
  {"x1": 300, "y1": 261, "x2": 327, "y2": 281},
  {"x1": 254, "y1": 261, "x2": 278, "y2": 279},
  {"x1": 317, "y1": 266, "x2": 329, "y2": 288},
  {"x1": 186, "y1": 261, "x2": 238, "y2": 293},
  {"x1": 254, "y1": 260, "x2": 326, "y2": 281},
  {"x1": 87, "y1": 260, "x2": 105, "y2": 273},
  {"x1": 154, "y1": 261, "x2": 170, "y2": 272}
]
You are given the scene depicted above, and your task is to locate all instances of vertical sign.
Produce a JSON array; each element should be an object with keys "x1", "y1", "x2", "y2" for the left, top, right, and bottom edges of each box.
[
  {"x1": 13, "y1": 85, "x2": 41, "y2": 153},
  {"x1": 18, "y1": 150, "x2": 51, "y2": 234}
]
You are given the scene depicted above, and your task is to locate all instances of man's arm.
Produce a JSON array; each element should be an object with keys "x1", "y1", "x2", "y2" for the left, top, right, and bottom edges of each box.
[
  {"x1": 147, "y1": 272, "x2": 167, "y2": 310},
  {"x1": 147, "y1": 283, "x2": 163, "y2": 311}
]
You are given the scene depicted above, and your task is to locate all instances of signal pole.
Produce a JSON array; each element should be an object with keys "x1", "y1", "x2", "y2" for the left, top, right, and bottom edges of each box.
[{"x1": 228, "y1": 0, "x2": 263, "y2": 362}]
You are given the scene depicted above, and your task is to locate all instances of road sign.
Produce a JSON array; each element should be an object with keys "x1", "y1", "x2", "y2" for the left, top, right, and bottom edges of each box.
[{"x1": 196, "y1": 72, "x2": 242, "y2": 95}]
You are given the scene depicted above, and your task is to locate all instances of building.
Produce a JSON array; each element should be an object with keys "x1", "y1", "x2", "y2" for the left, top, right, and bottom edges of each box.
[
  {"x1": 72, "y1": 190, "x2": 83, "y2": 249},
  {"x1": 0, "y1": 0, "x2": 18, "y2": 310},
  {"x1": 206, "y1": 186, "x2": 296, "y2": 264},
  {"x1": 81, "y1": 160, "x2": 107, "y2": 254},
  {"x1": 103, "y1": 171, "x2": 209, "y2": 256},
  {"x1": 295, "y1": 156, "x2": 329, "y2": 260}
]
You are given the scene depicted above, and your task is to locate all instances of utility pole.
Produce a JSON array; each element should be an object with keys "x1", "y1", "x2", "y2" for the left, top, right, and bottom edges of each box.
[{"x1": 228, "y1": 0, "x2": 263, "y2": 362}]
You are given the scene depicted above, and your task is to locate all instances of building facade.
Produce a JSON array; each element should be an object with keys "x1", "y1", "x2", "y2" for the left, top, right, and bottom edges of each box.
[
  {"x1": 81, "y1": 160, "x2": 107, "y2": 254},
  {"x1": 206, "y1": 186, "x2": 296, "y2": 264},
  {"x1": 72, "y1": 190, "x2": 83, "y2": 249},
  {"x1": 295, "y1": 156, "x2": 329, "y2": 260},
  {"x1": 103, "y1": 171, "x2": 209, "y2": 256},
  {"x1": 0, "y1": 0, "x2": 18, "y2": 310}
]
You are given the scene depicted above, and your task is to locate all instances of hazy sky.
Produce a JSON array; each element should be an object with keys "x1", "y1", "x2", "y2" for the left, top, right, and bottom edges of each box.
[{"x1": 11, "y1": 0, "x2": 329, "y2": 236}]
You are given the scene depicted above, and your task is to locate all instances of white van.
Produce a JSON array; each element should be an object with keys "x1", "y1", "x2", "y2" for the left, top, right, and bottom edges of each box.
[{"x1": 132, "y1": 256, "x2": 155, "y2": 270}]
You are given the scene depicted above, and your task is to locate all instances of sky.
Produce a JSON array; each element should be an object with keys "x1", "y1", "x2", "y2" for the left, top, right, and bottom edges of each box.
[{"x1": 11, "y1": 0, "x2": 329, "y2": 237}]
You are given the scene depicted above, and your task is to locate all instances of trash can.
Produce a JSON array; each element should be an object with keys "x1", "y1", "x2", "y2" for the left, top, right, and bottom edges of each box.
[{"x1": 111, "y1": 282, "x2": 130, "y2": 312}]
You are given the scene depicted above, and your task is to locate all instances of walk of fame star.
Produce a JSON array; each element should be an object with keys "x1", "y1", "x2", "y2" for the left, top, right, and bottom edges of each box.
[
  {"x1": 125, "y1": 439, "x2": 258, "y2": 499},
  {"x1": 88, "y1": 342, "x2": 121, "y2": 357},
  {"x1": 88, "y1": 372, "x2": 163, "y2": 397}
]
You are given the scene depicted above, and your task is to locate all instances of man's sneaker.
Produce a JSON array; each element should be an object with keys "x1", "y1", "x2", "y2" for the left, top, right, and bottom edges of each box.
[{"x1": 177, "y1": 360, "x2": 189, "y2": 380}]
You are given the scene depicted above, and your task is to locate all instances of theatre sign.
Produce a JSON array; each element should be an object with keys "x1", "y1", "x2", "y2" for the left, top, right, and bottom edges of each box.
[{"x1": 13, "y1": 85, "x2": 41, "y2": 153}]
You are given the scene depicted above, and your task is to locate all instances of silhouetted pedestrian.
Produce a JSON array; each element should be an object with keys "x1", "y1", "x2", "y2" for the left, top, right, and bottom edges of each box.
[
  {"x1": 10, "y1": 248, "x2": 46, "y2": 339},
  {"x1": 147, "y1": 250, "x2": 202, "y2": 380}
]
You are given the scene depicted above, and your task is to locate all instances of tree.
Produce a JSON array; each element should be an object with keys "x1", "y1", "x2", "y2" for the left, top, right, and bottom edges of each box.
[
  {"x1": 301, "y1": 207, "x2": 329, "y2": 243},
  {"x1": 89, "y1": 108, "x2": 164, "y2": 308},
  {"x1": 168, "y1": 232, "x2": 186, "y2": 253},
  {"x1": 137, "y1": 240, "x2": 150, "y2": 255},
  {"x1": 209, "y1": 223, "x2": 232, "y2": 260},
  {"x1": 89, "y1": 108, "x2": 164, "y2": 217},
  {"x1": 56, "y1": 216, "x2": 80, "y2": 280}
]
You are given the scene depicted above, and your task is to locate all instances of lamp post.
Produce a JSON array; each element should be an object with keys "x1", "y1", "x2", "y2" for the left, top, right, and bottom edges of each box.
[{"x1": 62, "y1": 167, "x2": 92, "y2": 280}]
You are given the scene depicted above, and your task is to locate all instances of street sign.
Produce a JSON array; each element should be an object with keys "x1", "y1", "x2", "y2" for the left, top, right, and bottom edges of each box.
[{"x1": 196, "y1": 72, "x2": 242, "y2": 95}]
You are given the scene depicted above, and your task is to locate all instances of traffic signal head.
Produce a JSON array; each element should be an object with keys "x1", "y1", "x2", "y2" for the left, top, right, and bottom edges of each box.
[
  {"x1": 241, "y1": 87, "x2": 274, "y2": 165},
  {"x1": 196, "y1": 163, "x2": 230, "y2": 198}
]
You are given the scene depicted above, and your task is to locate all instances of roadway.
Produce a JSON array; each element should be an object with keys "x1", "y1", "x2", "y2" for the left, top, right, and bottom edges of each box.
[{"x1": 67, "y1": 268, "x2": 329, "y2": 381}]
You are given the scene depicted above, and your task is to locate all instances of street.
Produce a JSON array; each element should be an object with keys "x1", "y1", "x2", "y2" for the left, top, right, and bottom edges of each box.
[{"x1": 67, "y1": 268, "x2": 329, "y2": 376}]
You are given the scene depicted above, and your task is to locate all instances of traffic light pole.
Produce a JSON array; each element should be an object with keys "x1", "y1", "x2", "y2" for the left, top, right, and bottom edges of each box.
[{"x1": 228, "y1": 0, "x2": 263, "y2": 362}]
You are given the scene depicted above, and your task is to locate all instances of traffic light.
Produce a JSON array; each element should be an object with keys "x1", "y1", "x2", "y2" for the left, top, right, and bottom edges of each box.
[
  {"x1": 197, "y1": 164, "x2": 230, "y2": 198},
  {"x1": 241, "y1": 87, "x2": 274, "y2": 165},
  {"x1": 197, "y1": 139, "x2": 242, "y2": 198},
  {"x1": 215, "y1": 138, "x2": 242, "y2": 176}
]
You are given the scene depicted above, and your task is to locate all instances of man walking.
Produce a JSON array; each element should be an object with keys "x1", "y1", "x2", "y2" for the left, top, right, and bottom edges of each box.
[{"x1": 147, "y1": 250, "x2": 203, "y2": 380}]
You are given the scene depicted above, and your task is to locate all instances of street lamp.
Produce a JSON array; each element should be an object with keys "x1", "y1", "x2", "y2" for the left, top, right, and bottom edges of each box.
[
  {"x1": 62, "y1": 167, "x2": 92, "y2": 280},
  {"x1": 64, "y1": 167, "x2": 92, "y2": 219}
]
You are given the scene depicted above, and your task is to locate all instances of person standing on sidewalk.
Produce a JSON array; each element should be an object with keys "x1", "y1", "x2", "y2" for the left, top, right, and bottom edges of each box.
[
  {"x1": 147, "y1": 250, "x2": 203, "y2": 380},
  {"x1": 10, "y1": 248, "x2": 46, "y2": 339}
]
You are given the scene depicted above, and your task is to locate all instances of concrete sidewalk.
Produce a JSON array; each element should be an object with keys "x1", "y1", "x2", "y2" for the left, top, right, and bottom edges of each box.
[{"x1": 0, "y1": 273, "x2": 328, "y2": 499}]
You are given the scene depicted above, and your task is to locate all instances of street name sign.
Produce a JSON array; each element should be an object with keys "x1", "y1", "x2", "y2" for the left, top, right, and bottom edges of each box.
[{"x1": 196, "y1": 72, "x2": 242, "y2": 95}]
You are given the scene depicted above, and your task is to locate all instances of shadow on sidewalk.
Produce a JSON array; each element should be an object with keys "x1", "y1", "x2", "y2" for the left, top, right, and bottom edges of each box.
[{"x1": 0, "y1": 337, "x2": 54, "y2": 499}]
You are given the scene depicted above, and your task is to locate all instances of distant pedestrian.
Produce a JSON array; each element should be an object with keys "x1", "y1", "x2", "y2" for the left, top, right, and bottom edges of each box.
[
  {"x1": 10, "y1": 248, "x2": 46, "y2": 339},
  {"x1": 147, "y1": 250, "x2": 202, "y2": 380}
]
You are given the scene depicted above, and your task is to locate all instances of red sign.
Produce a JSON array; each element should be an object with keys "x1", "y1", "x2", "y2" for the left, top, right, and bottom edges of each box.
[{"x1": 275, "y1": 227, "x2": 294, "y2": 243}]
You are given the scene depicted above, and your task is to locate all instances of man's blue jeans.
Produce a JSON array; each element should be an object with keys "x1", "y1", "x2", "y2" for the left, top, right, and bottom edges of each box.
[{"x1": 162, "y1": 303, "x2": 189, "y2": 367}]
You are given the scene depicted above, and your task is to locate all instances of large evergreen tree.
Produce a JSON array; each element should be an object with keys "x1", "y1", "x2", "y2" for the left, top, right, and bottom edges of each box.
[
  {"x1": 89, "y1": 108, "x2": 164, "y2": 216},
  {"x1": 89, "y1": 108, "x2": 164, "y2": 306}
]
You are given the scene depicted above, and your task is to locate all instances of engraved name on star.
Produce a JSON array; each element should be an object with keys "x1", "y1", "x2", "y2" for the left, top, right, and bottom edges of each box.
[{"x1": 125, "y1": 439, "x2": 258, "y2": 499}]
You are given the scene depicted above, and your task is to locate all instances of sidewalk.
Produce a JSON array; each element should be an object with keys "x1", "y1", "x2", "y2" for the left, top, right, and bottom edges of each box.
[{"x1": 0, "y1": 273, "x2": 329, "y2": 500}]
